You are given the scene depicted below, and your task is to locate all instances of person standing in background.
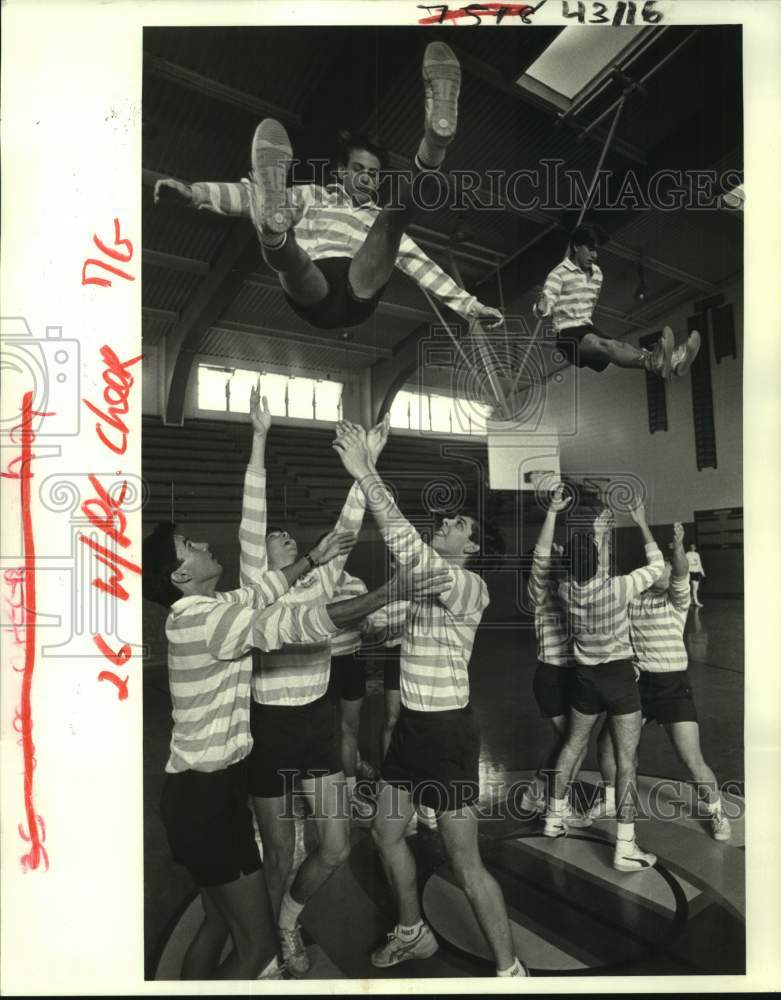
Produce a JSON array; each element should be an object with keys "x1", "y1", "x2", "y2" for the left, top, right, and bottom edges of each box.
[{"x1": 686, "y1": 544, "x2": 705, "y2": 607}]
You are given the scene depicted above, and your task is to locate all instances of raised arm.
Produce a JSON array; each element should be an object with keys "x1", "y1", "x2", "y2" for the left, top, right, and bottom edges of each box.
[
  {"x1": 668, "y1": 521, "x2": 691, "y2": 612},
  {"x1": 239, "y1": 383, "x2": 272, "y2": 586},
  {"x1": 396, "y1": 235, "x2": 503, "y2": 328},
  {"x1": 154, "y1": 179, "x2": 318, "y2": 220},
  {"x1": 621, "y1": 501, "x2": 665, "y2": 599},
  {"x1": 528, "y1": 483, "x2": 570, "y2": 608}
]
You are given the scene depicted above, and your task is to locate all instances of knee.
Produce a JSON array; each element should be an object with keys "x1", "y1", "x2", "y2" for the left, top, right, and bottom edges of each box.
[{"x1": 262, "y1": 837, "x2": 294, "y2": 875}]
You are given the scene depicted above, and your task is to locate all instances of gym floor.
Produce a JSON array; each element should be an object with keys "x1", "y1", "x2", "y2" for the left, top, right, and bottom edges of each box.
[{"x1": 143, "y1": 597, "x2": 744, "y2": 980}]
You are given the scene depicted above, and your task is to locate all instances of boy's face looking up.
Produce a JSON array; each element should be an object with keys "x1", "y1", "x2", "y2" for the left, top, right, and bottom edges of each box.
[
  {"x1": 172, "y1": 534, "x2": 222, "y2": 587},
  {"x1": 266, "y1": 529, "x2": 298, "y2": 569}
]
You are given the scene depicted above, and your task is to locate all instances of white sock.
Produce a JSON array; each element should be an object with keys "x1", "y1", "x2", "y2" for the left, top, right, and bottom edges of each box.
[
  {"x1": 604, "y1": 784, "x2": 616, "y2": 807},
  {"x1": 497, "y1": 957, "x2": 526, "y2": 977},
  {"x1": 706, "y1": 796, "x2": 722, "y2": 814},
  {"x1": 397, "y1": 920, "x2": 423, "y2": 940},
  {"x1": 549, "y1": 796, "x2": 566, "y2": 816},
  {"x1": 346, "y1": 775, "x2": 357, "y2": 797},
  {"x1": 278, "y1": 889, "x2": 305, "y2": 931},
  {"x1": 616, "y1": 821, "x2": 635, "y2": 843}
]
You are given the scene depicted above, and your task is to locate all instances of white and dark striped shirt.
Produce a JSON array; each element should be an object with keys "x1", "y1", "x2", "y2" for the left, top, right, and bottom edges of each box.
[
  {"x1": 329, "y1": 571, "x2": 369, "y2": 657},
  {"x1": 376, "y1": 499, "x2": 489, "y2": 712},
  {"x1": 240, "y1": 469, "x2": 367, "y2": 705},
  {"x1": 557, "y1": 544, "x2": 664, "y2": 666},
  {"x1": 361, "y1": 599, "x2": 410, "y2": 650},
  {"x1": 536, "y1": 257, "x2": 603, "y2": 331},
  {"x1": 190, "y1": 181, "x2": 480, "y2": 321},
  {"x1": 527, "y1": 544, "x2": 571, "y2": 667},
  {"x1": 629, "y1": 574, "x2": 691, "y2": 673},
  {"x1": 165, "y1": 578, "x2": 337, "y2": 774}
]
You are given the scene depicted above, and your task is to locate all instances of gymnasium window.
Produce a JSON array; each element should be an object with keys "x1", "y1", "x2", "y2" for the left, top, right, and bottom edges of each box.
[
  {"x1": 389, "y1": 389, "x2": 491, "y2": 436},
  {"x1": 517, "y1": 26, "x2": 648, "y2": 112},
  {"x1": 197, "y1": 365, "x2": 343, "y2": 422}
]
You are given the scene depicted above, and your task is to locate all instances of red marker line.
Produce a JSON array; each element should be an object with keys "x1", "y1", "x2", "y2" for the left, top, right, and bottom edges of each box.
[{"x1": 18, "y1": 391, "x2": 48, "y2": 872}]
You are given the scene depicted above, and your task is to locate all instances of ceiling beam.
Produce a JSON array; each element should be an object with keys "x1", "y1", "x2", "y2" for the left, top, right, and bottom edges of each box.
[
  {"x1": 142, "y1": 248, "x2": 210, "y2": 276},
  {"x1": 163, "y1": 223, "x2": 261, "y2": 425},
  {"x1": 142, "y1": 306, "x2": 179, "y2": 324},
  {"x1": 144, "y1": 52, "x2": 303, "y2": 127},
  {"x1": 211, "y1": 320, "x2": 392, "y2": 359}
]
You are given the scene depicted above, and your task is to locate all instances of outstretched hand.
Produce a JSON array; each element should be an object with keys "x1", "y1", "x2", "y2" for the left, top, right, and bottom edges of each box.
[
  {"x1": 333, "y1": 422, "x2": 373, "y2": 480},
  {"x1": 249, "y1": 382, "x2": 272, "y2": 435},
  {"x1": 309, "y1": 530, "x2": 356, "y2": 566},
  {"x1": 366, "y1": 414, "x2": 391, "y2": 464},
  {"x1": 389, "y1": 557, "x2": 453, "y2": 602},
  {"x1": 593, "y1": 507, "x2": 615, "y2": 537},
  {"x1": 474, "y1": 304, "x2": 504, "y2": 329},
  {"x1": 628, "y1": 499, "x2": 648, "y2": 527},
  {"x1": 548, "y1": 482, "x2": 571, "y2": 514},
  {"x1": 671, "y1": 521, "x2": 685, "y2": 548},
  {"x1": 154, "y1": 178, "x2": 193, "y2": 207}
]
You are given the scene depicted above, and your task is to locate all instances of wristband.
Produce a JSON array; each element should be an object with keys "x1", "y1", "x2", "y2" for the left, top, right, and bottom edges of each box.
[{"x1": 304, "y1": 552, "x2": 317, "y2": 570}]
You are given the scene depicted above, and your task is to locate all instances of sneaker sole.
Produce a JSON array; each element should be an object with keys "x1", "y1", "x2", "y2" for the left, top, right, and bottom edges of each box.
[
  {"x1": 423, "y1": 42, "x2": 461, "y2": 143},
  {"x1": 251, "y1": 119, "x2": 293, "y2": 233},
  {"x1": 543, "y1": 826, "x2": 567, "y2": 839},
  {"x1": 370, "y1": 938, "x2": 439, "y2": 968},
  {"x1": 673, "y1": 329, "x2": 701, "y2": 377},
  {"x1": 613, "y1": 855, "x2": 657, "y2": 872}
]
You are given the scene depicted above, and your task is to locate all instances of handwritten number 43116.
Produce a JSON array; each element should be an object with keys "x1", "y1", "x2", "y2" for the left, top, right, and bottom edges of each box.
[
  {"x1": 81, "y1": 218, "x2": 135, "y2": 288},
  {"x1": 417, "y1": 1, "x2": 662, "y2": 23}
]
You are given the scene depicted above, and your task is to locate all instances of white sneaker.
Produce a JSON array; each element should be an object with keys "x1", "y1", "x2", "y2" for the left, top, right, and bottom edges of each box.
[
  {"x1": 543, "y1": 812, "x2": 567, "y2": 838},
  {"x1": 613, "y1": 838, "x2": 657, "y2": 872},
  {"x1": 278, "y1": 923, "x2": 310, "y2": 978},
  {"x1": 671, "y1": 330, "x2": 701, "y2": 376},
  {"x1": 588, "y1": 797, "x2": 617, "y2": 821},
  {"x1": 520, "y1": 788, "x2": 546, "y2": 814},
  {"x1": 710, "y1": 809, "x2": 732, "y2": 841},
  {"x1": 371, "y1": 923, "x2": 439, "y2": 968},
  {"x1": 563, "y1": 800, "x2": 593, "y2": 829}
]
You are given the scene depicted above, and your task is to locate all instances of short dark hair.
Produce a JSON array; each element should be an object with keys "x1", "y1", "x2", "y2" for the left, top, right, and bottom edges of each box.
[
  {"x1": 142, "y1": 521, "x2": 183, "y2": 608},
  {"x1": 464, "y1": 515, "x2": 505, "y2": 560},
  {"x1": 565, "y1": 531, "x2": 599, "y2": 584},
  {"x1": 266, "y1": 526, "x2": 285, "y2": 537},
  {"x1": 570, "y1": 225, "x2": 599, "y2": 251},
  {"x1": 336, "y1": 130, "x2": 387, "y2": 170}
]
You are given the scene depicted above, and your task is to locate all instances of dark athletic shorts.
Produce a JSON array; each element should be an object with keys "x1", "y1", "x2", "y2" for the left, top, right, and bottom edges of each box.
[
  {"x1": 570, "y1": 658, "x2": 641, "y2": 716},
  {"x1": 327, "y1": 652, "x2": 366, "y2": 702},
  {"x1": 382, "y1": 704, "x2": 480, "y2": 814},
  {"x1": 557, "y1": 324, "x2": 611, "y2": 373},
  {"x1": 248, "y1": 695, "x2": 341, "y2": 798},
  {"x1": 533, "y1": 660, "x2": 576, "y2": 719},
  {"x1": 639, "y1": 670, "x2": 699, "y2": 725},
  {"x1": 283, "y1": 256, "x2": 387, "y2": 330},
  {"x1": 689, "y1": 572, "x2": 703, "y2": 582},
  {"x1": 383, "y1": 647, "x2": 401, "y2": 692},
  {"x1": 160, "y1": 759, "x2": 260, "y2": 888}
]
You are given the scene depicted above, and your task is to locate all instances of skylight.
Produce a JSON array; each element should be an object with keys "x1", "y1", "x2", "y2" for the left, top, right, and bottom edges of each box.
[{"x1": 518, "y1": 26, "x2": 646, "y2": 111}]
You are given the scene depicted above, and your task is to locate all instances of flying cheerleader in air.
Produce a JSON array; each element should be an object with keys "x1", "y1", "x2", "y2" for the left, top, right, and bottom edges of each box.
[
  {"x1": 534, "y1": 225, "x2": 701, "y2": 381},
  {"x1": 154, "y1": 43, "x2": 502, "y2": 333}
]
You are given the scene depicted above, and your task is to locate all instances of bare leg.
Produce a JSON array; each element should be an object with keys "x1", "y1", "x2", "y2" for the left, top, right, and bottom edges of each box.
[
  {"x1": 692, "y1": 579, "x2": 702, "y2": 606},
  {"x1": 607, "y1": 711, "x2": 643, "y2": 824},
  {"x1": 348, "y1": 191, "x2": 416, "y2": 300},
  {"x1": 340, "y1": 698, "x2": 363, "y2": 780},
  {"x1": 551, "y1": 707, "x2": 599, "y2": 801},
  {"x1": 664, "y1": 721, "x2": 720, "y2": 805},
  {"x1": 202, "y1": 870, "x2": 278, "y2": 979},
  {"x1": 580, "y1": 332, "x2": 650, "y2": 370},
  {"x1": 382, "y1": 688, "x2": 401, "y2": 761},
  {"x1": 290, "y1": 772, "x2": 351, "y2": 904},
  {"x1": 181, "y1": 891, "x2": 230, "y2": 980},
  {"x1": 252, "y1": 793, "x2": 296, "y2": 920},
  {"x1": 371, "y1": 782, "x2": 420, "y2": 926},
  {"x1": 437, "y1": 806, "x2": 518, "y2": 972}
]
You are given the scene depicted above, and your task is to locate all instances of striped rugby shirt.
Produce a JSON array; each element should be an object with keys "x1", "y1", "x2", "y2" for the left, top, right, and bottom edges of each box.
[
  {"x1": 377, "y1": 497, "x2": 489, "y2": 712},
  {"x1": 240, "y1": 468, "x2": 367, "y2": 705},
  {"x1": 164, "y1": 573, "x2": 338, "y2": 774},
  {"x1": 536, "y1": 257, "x2": 603, "y2": 332},
  {"x1": 628, "y1": 573, "x2": 691, "y2": 673},
  {"x1": 528, "y1": 544, "x2": 571, "y2": 667},
  {"x1": 190, "y1": 180, "x2": 480, "y2": 320},
  {"x1": 329, "y1": 571, "x2": 368, "y2": 657},
  {"x1": 557, "y1": 543, "x2": 664, "y2": 665}
]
